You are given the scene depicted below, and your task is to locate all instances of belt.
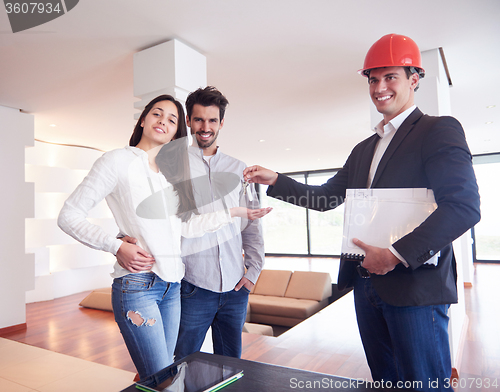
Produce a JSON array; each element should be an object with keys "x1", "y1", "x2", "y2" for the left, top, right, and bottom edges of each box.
[
  {"x1": 356, "y1": 263, "x2": 371, "y2": 278},
  {"x1": 341, "y1": 253, "x2": 371, "y2": 278}
]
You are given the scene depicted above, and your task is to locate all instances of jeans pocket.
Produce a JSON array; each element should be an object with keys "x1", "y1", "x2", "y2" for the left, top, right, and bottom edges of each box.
[
  {"x1": 240, "y1": 286, "x2": 251, "y2": 294},
  {"x1": 180, "y1": 280, "x2": 198, "y2": 298},
  {"x1": 121, "y1": 273, "x2": 154, "y2": 293}
]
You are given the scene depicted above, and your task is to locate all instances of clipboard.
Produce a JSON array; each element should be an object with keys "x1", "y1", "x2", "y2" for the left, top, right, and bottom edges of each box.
[{"x1": 341, "y1": 188, "x2": 437, "y2": 262}]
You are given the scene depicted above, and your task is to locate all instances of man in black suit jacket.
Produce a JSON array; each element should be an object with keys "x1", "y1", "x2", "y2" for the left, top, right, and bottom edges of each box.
[{"x1": 243, "y1": 34, "x2": 480, "y2": 391}]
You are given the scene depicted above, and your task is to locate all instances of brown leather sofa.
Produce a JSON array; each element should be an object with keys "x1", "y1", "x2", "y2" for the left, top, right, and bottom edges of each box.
[
  {"x1": 247, "y1": 269, "x2": 332, "y2": 327},
  {"x1": 79, "y1": 269, "x2": 333, "y2": 333}
]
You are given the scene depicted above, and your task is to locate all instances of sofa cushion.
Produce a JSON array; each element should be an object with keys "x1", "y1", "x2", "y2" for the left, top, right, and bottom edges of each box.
[
  {"x1": 284, "y1": 271, "x2": 332, "y2": 301},
  {"x1": 79, "y1": 287, "x2": 112, "y2": 311},
  {"x1": 248, "y1": 295, "x2": 324, "y2": 319},
  {"x1": 253, "y1": 270, "x2": 292, "y2": 297},
  {"x1": 242, "y1": 322, "x2": 274, "y2": 336}
]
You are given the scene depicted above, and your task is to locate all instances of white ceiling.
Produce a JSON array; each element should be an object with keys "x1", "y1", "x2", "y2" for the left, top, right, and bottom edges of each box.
[{"x1": 1, "y1": 0, "x2": 499, "y2": 173}]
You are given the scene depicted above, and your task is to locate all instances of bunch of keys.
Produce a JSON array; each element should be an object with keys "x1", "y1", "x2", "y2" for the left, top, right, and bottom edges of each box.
[{"x1": 242, "y1": 180, "x2": 254, "y2": 201}]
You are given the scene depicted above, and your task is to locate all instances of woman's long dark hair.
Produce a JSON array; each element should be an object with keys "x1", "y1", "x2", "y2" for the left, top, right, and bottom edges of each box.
[
  {"x1": 130, "y1": 95, "x2": 197, "y2": 222},
  {"x1": 129, "y1": 95, "x2": 187, "y2": 147}
]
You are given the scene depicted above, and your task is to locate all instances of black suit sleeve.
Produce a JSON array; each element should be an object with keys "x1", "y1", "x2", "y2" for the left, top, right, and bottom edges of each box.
[
  {"x1": 266, "y1": 137, "x2": 376, "y2": 211},
  {"x1": 267, "y1": 169, "x2": 347, "y2": 211}
]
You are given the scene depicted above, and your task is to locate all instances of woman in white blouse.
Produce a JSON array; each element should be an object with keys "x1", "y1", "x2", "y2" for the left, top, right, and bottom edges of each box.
[{"x1": 58, "y1": 95, "x2": 270, "y2": 383}]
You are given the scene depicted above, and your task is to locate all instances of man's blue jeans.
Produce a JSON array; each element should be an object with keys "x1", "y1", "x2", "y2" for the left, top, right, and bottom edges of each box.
[
  {"x1": 353, "y1": 275, "x2": 453, "y2": 392},
  {"x1": 112, "y1": 273, "x2": 180, "y2": 381},
  {"x1": 174, "y1": 279, "x2": 249, "y2": 360}
]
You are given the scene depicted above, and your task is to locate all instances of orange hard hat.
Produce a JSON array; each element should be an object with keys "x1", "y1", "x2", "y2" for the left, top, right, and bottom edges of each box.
[{"x1": 359, "y1": 33, "x2": 425, "y2": 78}]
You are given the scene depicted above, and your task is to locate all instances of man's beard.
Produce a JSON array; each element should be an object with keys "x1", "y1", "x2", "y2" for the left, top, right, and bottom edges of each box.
[{"x1": 196, "y1": 130, "x2": 219, "y2": 149}]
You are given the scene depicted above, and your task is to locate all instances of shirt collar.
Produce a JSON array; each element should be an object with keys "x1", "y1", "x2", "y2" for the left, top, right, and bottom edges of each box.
[
  {"x1": 126, "y1": 145, "x2": 147, "y2": 156},
  {"x1": 191, "y1": 145, "x2": 220, "y2": 162},
  {"x1": 373, "y1": 105, "x2": 417, "y2": 138}
]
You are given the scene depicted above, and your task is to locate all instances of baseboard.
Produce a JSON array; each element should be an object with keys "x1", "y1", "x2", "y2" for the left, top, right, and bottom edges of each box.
[
  {"x1": 451, "y1": 314, "x2": 469, "y2": 381},
  {"x1": 0, "y1": 323, "x2": 27, "y2": 336}
]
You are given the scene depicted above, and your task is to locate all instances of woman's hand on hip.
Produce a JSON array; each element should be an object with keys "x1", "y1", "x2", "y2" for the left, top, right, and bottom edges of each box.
[{"x1": 116, "y1": 241, "x2": 155, "y2": 273}]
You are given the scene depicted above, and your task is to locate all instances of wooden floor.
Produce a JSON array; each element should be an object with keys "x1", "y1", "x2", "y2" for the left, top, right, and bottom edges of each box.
[
  {"x1": 1, "y1": 261, "x2": 499, "y2": 389},
  {"x1": 1, "y1": 291, "x2": 135, "y2": 372}
]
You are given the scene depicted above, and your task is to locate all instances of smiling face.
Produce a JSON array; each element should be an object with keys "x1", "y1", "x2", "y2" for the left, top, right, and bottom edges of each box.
[
  {"x1": 368, "y1": 66, "x2": 419, "y2": 123},
  {"x1": 187, "y1": 104, "x2": 224, "y2": 156},
  {"x1": 137, "y1": 100, "x2": 179, "y2": 151}
]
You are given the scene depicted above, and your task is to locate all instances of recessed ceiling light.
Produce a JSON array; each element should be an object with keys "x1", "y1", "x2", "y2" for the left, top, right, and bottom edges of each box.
[
  {"x1": 486, "y1": 105, "x2": 496, "y2": 109},
  {"x1": 285, "y1": 148, "x2": 291, "y2": 151},
  {"x1": 485, "y1": 121, "x2": 493, "y2": 125},
  {"x1": 49, "y1": 124, "x2": 57, "y2": 127},
  {"x1": 259, "y1": 139, "x2": 265, "y2": 142}
]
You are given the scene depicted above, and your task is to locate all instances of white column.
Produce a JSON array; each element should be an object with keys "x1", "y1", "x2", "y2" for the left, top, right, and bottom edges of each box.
[
  {"x1": 133, "y1": 39, "x2": 207, "y2": 111},
  {"x1": 417, "y1": 49, "x2": 452, "y2": 116},
  {"x1": 0, "y1": 106, "x2": 35, "y2": 330}
]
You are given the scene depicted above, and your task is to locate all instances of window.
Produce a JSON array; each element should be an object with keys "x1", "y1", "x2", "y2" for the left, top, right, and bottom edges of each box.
[
  {"x1": 259, "y1": 174, "x2": 308, "y2": 254},
  {"x1": 307, "y1": 173, "x2": 344, "y2": 255},
  {"x1": 259, "y1": 170, "x2": 344, "y2": 256},
  {"x1": 473, "y1": 155, "x2": 500, "y2": 262}
]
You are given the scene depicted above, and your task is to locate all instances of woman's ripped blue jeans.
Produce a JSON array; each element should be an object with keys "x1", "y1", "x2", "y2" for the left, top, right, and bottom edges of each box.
[{"x1": 112, "y1": 272, "x2": 180, "y2": 381}]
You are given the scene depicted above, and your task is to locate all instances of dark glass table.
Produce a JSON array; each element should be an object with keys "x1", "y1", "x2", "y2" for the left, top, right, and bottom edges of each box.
[{"x1": 120, "y1": 351, "x2": 417, "y2": 391}]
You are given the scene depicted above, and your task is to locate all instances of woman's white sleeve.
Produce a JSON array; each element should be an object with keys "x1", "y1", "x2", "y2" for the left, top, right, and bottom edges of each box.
[
  {"x1": 181, "y1": 209, "x2": 233, "y2": 239},
  {"x1": 57, "y1": 153, "x2": 123, "y2": 255}
]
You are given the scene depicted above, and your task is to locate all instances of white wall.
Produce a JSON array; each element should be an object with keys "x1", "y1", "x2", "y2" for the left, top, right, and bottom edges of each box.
[
  {"x1": 0, "y1": 106, "x2": 35, "y2": 329},
  {"x1": 25, "y1": 141, "x2": 118, "y2": 303}
]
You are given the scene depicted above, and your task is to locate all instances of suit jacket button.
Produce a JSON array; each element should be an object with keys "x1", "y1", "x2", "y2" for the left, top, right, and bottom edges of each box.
[{"x1": 429, "y1": 250, "x2": 435, "y2": 256}]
